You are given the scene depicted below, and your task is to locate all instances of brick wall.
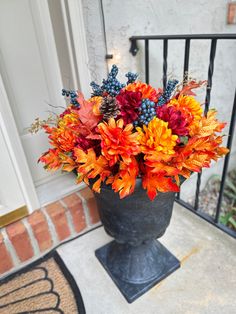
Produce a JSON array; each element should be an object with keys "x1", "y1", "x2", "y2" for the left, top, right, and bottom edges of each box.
[{"x1": 0, "y1": 187, "x2": 100, "y2": 277}]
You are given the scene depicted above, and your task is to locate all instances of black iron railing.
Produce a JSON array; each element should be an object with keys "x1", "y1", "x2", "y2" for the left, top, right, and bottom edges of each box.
[{"x1": 129, "y1": 34, "x2": 236, "y2": 238}]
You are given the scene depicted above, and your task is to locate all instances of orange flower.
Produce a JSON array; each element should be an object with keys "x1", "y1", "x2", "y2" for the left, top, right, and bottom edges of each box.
[
  {"x1": 89, "y1": 96, "x2": 103, "y2": 116},
  {"x1": 126, "y1": 82, "x2": 158, "y2": 102},
  {"x1": 137, "y1": 117, "x2": 178, "y2": 159},
  {"x1": 97, "y1": 118, "x2": 140, "y2": 166},
  {"x1": 171, "y1": 111, "x2": 229, "y2": 178},
  {"x1": 49, "y1": 127, "x2": 78, "y2": 152},
  {"x1": 168, "y1": 95, "x2": 203, "y2": 132}
]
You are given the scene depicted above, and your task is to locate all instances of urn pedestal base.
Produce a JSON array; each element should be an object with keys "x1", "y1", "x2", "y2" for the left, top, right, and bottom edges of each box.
[{"x1": 95, "y1": 239, "x2": 180, "y2": 303}]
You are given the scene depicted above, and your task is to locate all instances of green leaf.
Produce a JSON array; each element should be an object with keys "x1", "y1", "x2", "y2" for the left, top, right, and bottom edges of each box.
[
  {"x1": 223, "y1": 190, "x2": 236, "y2": 200},
  {"x1": 220, "y1": 211, "x2": 233, "y2": 225},
  {"x1": 228, "y1": 216, "x2": 236, "y2": 229},
  {"x1": 179, "y1": 136, "x2": 189, "y2": 145},
  {"x1": 225, "y1": 178, "x2": 236, "y2": 194},
  {"x1": 232, "y1": 207, "x2": 236, "y2": 213}
]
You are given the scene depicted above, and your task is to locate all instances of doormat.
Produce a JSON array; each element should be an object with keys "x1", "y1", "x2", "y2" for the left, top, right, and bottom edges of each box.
[{"x1": 0, "y1": 251, "x2": 85, "y2": 314}]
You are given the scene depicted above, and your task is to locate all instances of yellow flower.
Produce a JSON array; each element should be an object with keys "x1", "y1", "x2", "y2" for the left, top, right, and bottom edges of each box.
[
  {"x1": 58, "y1": 110, "x2": 80, "y2": 128},
  {"x1": 168, "y1": 95, "x2": 203, "y2": 131},
  {"x1": 89, "y1": 96, "x2": 103, "y2": 116},
  {"x1": 137, "y1": 117, "x2": 178, "y2": 156}
]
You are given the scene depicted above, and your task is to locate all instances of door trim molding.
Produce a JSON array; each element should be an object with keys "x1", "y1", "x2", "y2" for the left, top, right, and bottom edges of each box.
[
  {"x1": 0, "y1": 74, "x2": 40, "y2": 212},
  {"x1": 62, "y1": 0, "x2": 91, "y2": 97}
]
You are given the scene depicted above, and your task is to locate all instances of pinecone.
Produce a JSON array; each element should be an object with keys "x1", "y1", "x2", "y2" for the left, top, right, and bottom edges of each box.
[{"x1": 100, "y1": 96, "x2": 120, "y2": 120}]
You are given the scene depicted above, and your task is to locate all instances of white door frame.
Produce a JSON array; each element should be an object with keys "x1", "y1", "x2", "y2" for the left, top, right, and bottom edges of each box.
[
  {"x1": 61, "y1": 0, "x2": 91, "y2": 97},
  {"x1": 0, "y1": 73, "x2": 39, "y2": 213}
]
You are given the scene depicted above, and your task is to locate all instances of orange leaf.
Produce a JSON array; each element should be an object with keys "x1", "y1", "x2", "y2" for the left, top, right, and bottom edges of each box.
[
  {"x1": 59, "y1": 153, "x2": 76, "y2": 172},
  {"x1": 38, "y1": 148, "x2": 62, "y2": 171},
  {"x1": 74, "y1": 147, "x2": 112, "y2": 192},
  {"x1": 73, "y1": 147, "x2": 88, "y2": 163},
  {"x1": 77, "y1": 92, "x2": 101, "y2": 130},
  {"x1": 145, "y1": 160, "x2": 179, "y2": 176},
  {"x1": 142, "y1": 168, "x2": 179, "y2": 201},
  {"x1": 182, "y1": 152, "x2": 212, "y2": 172},
  {"x1": 106, "y1": 176, "x2": 114, "y2": 185},
  {"x1": 178, "y1": 168, "x2": 191, "y2": 179},
  {"x1": 92, "y1": 178, "x2": 103, "y2": 193},
  {"x1": 190, "y1": 109, "x2": 227, "y2": 137},
  {"x1": 179, "y1": 80, "x2": 206, "y2": 96},
  {"x1": 112, "y1": 158, "x2": 139, "y2": 198}
]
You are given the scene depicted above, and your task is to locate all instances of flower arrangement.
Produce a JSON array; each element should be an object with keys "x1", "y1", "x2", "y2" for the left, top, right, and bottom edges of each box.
[{"x1": 34, "y1": 65, "x2": 229, "y2": 200}]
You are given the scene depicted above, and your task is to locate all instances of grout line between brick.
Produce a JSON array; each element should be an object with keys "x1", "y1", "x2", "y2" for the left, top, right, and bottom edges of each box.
[
  {"x1": 41, "y1": 207, "x2": 59, "y2": 245},
  {"x1": 59, "y1": 200, "x2": 76, "y2": 236},
  {"x1": 76, "y1": 192, "x2": 91, "y2": 227},
  {"x1": 23, "y1": 219, "x2": 40, "y2": 256},
  {"x1": 1, "y1": 228, "x2": 20, "y2": 266}
]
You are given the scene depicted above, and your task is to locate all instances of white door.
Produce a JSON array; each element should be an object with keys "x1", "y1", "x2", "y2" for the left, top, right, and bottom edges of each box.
[
  {"x1": 0, "y1": 0, "x2": 90, "y2": 208},
  {"x1": 0, "y1": 116, "x2": 26, "y2": 215},
  {"x1": 0, "y1": 72, "x2": 38, "y2": 223},
  {"x1": 0, "y1": 0, "x2": 63, "y2": 188}
]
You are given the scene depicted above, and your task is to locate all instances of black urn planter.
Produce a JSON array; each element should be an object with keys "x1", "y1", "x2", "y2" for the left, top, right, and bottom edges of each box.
[{"x1": 93, "y1": 179, "x2": 180, "y2": 303}]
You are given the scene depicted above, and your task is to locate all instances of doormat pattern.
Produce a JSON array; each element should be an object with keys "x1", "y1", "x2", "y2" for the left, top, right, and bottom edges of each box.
[{"x1": 0, "y1": 251, "x2": 85, "y2": 314}]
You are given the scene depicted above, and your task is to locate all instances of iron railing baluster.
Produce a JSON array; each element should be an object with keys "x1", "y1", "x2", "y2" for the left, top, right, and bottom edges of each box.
[
  {"x1": 163, "y1": 39, "x2": 168, "y2": 90},
  {"x1": 204, "y1": 39, "x2": 217, "y2": 114},
  {"x1": 183, "y1": 38, "x2": 190, "y2": 80},
  {"x1": 145, "y1": 39, "x2": 149, "y2": 84},
  {"x1": 177, "y1": 38, "x2": 191, "y2": 201},
  {"x1": 194, "y1": 39, "x2": 217, "y2": 211},
  {"x1": 215, "y1": 90, "x2": 236, "y2": 223}
]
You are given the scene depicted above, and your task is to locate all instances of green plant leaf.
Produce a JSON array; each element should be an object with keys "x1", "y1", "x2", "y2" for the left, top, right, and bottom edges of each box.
[
  {"x1": 225, "y1": 178, "x2": 236, "y2": 194},
  {"x1": 220, "y1": 211, "x2": 233, "y2": 225},
  {"x1": 228, "y1": 216, "x2": 236, "y2": 229},
  {"x1": 223, "y1": 190, "x2": 236, "y2": 200},
  {"x1": 179, "y1": 136, "x2": 189, "y2": 145}
]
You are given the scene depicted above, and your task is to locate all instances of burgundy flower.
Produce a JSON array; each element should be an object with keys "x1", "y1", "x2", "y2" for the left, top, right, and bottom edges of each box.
[
  {"x1": 156, "y1": 104, "x2": 189, "y2": 136},
  {"x1": 116, "y1": 90, "x2": 142, "y2": 124},
  {"x1": 76, "y1": 137, "x2": 101, "y2": 155}
]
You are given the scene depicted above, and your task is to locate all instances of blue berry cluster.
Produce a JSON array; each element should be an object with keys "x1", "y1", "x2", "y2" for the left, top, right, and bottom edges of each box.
[
  {"x1": 90, "y1": 82, "x2": 103, "y2": 96},
  {"x1": 157, "y1": 79, "x2": 179, "y2": 107},
  {"x1": 134, "y1": 99, "x2": 156, "y2": 126},
  {"x1": 90, "y1": 65, "x2": 126, "y2": 97},
  {"x1": 62, "y1": 89, "x2": 80, "y2": 107},
  {"x1": 102, "y1": 65, "x2": 125, "y2": 96},
  {"x1": 125, "y1": 71, "x2": 138, "y2": 85}
]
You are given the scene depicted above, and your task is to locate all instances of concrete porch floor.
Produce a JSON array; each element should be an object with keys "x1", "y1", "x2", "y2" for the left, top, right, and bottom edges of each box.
[{"x1": 57, "y1": 203, "x2": 236, "y2": 314}]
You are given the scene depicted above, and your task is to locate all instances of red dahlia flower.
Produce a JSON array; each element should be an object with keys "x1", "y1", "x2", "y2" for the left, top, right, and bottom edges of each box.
[
  {"x1": 76, "y1": 137, "x2": 101, "y2": 155},
  {"x1": 156, "y1": 104, "x2": 189, "y2": 136},
  {"x1": 116, "y1": 90, "x2": 142, "y2": 124}
]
